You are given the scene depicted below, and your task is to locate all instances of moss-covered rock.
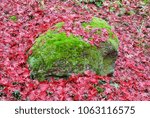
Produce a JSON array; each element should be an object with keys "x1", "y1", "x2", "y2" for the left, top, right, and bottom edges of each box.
[
  {"x1": 28, "y1": 17, "x2": 119, "y2": 81},
  {"x1": 81, "y1": 17, "x2": 119, "y2": 75},
  {"x1": 28, "y1": 31, "x2": 103, "y2": 81}
]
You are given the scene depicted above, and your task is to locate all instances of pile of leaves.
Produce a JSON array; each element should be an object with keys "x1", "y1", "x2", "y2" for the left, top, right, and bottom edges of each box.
[{"x1": 0, "y1": 0, "x2": 149, "y2": 100}]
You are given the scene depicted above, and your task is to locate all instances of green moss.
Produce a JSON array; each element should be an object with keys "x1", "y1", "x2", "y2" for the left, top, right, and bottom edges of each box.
[
  {"x1": 55, "y1": 22, "x2": 64, "y2": 29},
  {"x1": 9, "y1": 15, "x2": 17, "y2": 22},
  {"x1": 28, "y1": 30, "x2": 103, "y2": 81},
  {"x1": 142, "y1": 0, "x2": 150, "y2": 4},
  {"x1": 82, "y1": 17, "x2": 111, "y2": 30},
  {"x1": 82, "y1": 17, "x2": 119, "y2": 51}
]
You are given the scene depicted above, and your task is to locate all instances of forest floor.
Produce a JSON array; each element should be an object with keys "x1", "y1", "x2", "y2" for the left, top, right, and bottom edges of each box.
[{"x1": 0, "y1": 0, "x2": 149, "y2": 100}]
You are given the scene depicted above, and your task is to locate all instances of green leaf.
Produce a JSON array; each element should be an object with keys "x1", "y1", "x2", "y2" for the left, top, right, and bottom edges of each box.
[{"x1": 9, "y1": 15, "x2": 17, "y2": 22}]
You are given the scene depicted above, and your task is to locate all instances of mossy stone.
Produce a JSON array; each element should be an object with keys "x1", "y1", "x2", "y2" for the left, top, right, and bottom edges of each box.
[
  {"x1": 28, "y1": 31, "x2": 103, "y2": 81},
  {"x1": 28, "y1": 17, "x2": 119, "y2": 81},
  {"x1": 81, "y1": 17, "x2": 119, "y2": 75}
]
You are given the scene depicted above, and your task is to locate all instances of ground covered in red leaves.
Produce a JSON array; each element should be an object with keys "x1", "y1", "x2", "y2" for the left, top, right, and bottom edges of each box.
[{"x1": 0, "y1": 0, "x2": 150, "y2": 101}]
